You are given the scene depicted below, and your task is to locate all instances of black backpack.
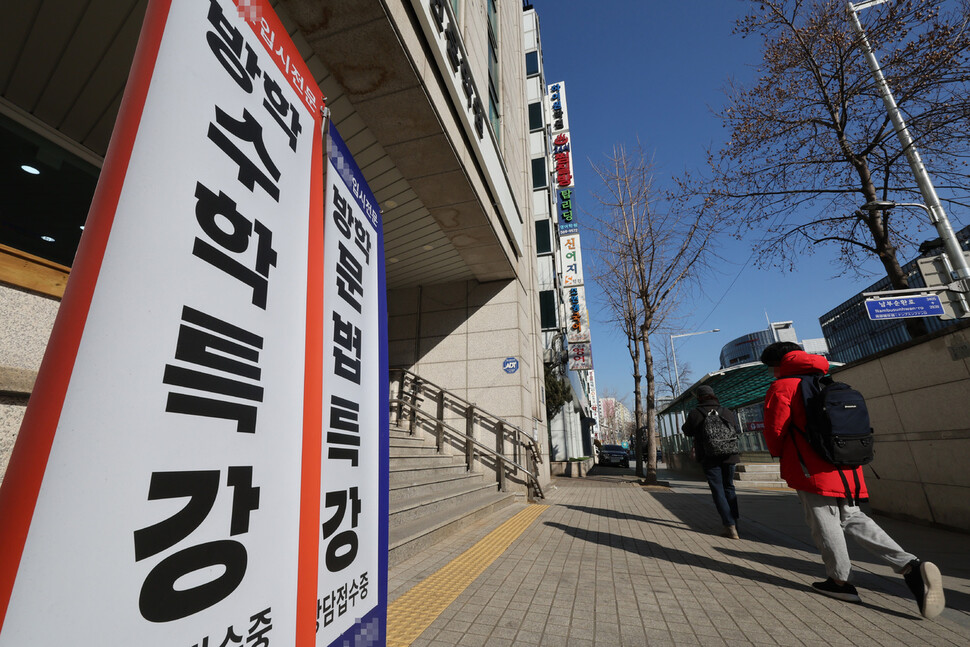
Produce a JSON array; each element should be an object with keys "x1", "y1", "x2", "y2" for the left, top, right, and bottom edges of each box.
[
  {"x1": 701, "y1": 408, "x2": 739, "y2": 457},
  {"x1": 792, "y1": 375, "x2": 874, "y2": 468}
]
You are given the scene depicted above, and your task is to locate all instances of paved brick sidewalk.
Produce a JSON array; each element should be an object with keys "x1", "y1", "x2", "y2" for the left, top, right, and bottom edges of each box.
[{"x1": 387, "y1": 468, "x2": 970, "y2": 646}]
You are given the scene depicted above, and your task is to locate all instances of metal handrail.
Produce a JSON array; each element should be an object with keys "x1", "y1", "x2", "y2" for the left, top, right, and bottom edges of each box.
[{"x1": 390, "y1": 368, "x2": 544, "y2": 500}]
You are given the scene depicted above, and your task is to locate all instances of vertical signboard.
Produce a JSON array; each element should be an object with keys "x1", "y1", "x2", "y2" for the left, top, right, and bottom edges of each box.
[
  {"x1": 316, "y1": 126, "x2": 389, "y2": 645},
  {"x1": 560, "y1": 233, "x2": 584, "y2": 287},
  {"x1": 0, "y1": 0, "x2": 327, "y2": 644},
  {"x1": 563, "y1": 284, "x2": 590, "y2": 343},
  {"x1": 568, "y1": 342, "x2": 593, "y2": 371}
]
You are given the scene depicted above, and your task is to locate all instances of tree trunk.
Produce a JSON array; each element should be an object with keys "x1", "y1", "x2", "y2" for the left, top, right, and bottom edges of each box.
[
  {"x1": 640, "y1": 325, "x2": 658, "y2": 485},
  {"x1": 630, "y1": 337, "x2": 645, "y2": 478}
]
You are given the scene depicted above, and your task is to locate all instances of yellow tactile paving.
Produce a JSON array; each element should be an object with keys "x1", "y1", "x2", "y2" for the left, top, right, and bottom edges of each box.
[{"x1": 386, "y1": 504, "x2": 549, "y2": 647}]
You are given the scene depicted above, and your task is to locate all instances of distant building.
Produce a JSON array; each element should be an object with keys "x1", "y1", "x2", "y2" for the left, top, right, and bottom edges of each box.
[
  {"x1": 820, "y1": 225, "x2": 970, "y2": 364},
  {"x1": 719, "y1": 322, "x2": 828, "y2": 368},
  {"x1": 597, "y1": 397, "x2": 632, "y2": 445}
]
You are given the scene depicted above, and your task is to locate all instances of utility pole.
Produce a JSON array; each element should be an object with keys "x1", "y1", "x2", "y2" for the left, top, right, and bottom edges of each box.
[{"x1": 847, "y1": 1, "x2": 970, "y2": 291}]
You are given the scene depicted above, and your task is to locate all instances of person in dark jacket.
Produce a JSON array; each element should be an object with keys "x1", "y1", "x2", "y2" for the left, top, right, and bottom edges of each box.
[
  {"x1": 761, "y1": 341, "x2": 945, "y2": 617},
  {"x1": 682, "y1": 385, "x2": 741, "y2": 539}
]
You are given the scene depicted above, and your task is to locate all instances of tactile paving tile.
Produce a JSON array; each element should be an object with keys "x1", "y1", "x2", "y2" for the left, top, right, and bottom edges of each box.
[{"x1": 386, "y1": 504, "x2": 549, "y2": 646}]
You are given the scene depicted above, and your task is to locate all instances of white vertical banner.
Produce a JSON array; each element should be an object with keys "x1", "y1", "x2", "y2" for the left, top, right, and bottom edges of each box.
[
  {"x1": 316, "y1": 126, "x2": 389, "y2": 645},
  {"x1": 560, "y1": 233, "x2": 584, "y2": 287},
  {"x1": 568, "y1": 342, "x2": 593, "y2": 371},
  {"x1": 0, "y1": 0, "x2": 325, "y2": 644}
]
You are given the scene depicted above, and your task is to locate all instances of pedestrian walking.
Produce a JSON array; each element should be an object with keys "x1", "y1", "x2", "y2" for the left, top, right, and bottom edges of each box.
[
  {"x1": 759, "y1": 341, "x2": 945, "y2": 618},
  {"x1": 682, "y1": 385, "x2": 741, "y2": 539}
]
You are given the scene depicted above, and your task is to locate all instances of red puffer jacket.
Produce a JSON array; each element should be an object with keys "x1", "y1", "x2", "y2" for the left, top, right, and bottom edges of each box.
[{"x1": 763, "y1": 350, "x2": 868, "y2": 500}]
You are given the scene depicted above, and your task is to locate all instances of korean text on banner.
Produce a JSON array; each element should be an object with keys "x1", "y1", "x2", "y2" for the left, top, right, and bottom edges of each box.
[
  {"x1": 560, "y1": 233, "x2": 584, "y2": 287},
  {"x1": 316, "y1": 125, "x2": 389, "y2": 646},
  {"x1": 564, "y1": 284, "x2": 590, "y2": 344},
  {"x1": 568, "y1": 342, "x2": 593, "y2": 371},
  {"x1": 0, "y1": 0, "x2": 324, "y2": 644}
]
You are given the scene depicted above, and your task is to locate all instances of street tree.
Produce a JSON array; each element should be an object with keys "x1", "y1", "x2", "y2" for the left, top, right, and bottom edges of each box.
[
  {"x1": 590, "y1": 141, "x2": 715, "y2": 484},
  {"x1": 697, "y1": 0, "x2": 970, "y2": 338}
]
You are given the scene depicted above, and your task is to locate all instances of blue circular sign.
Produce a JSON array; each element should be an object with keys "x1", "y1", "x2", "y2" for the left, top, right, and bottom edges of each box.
[
  {"x1": 502, "y1": 357, "x2": 519, "y2": 374},
  {"x1": 621, "y1": 441, "x2": 629, "y2": 449}
]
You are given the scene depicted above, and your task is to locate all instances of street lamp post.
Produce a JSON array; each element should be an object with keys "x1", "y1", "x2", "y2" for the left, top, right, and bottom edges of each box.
[
  {"x1": 669, "y1": 329, "x2": 720, "y2": 396},
  {"x1": 848, "y1": 1, "x2": 970, "y2": 291}
]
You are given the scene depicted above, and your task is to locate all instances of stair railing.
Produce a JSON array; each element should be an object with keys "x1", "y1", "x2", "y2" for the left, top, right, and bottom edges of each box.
[{"x1": 390, "y1": 368, "x2": 544, "y2": 501}]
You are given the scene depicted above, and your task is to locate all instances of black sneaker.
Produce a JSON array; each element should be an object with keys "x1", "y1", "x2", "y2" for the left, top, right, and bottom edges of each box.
[
  {"x1": 904, "y1": 560, "x2": 945, "y2": 619},
  {"x1": 812, "y1": 578, "x2": 861, "y2": 603}
]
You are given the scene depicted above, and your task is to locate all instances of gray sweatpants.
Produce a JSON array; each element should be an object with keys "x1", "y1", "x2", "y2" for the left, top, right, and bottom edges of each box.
[{"x1": 797, "y1": 490, "x2": 917, "y2": 582}]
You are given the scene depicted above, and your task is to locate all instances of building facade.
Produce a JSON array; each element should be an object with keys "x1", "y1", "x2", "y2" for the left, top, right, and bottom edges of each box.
[
  {"x1": 820, "y1": 226, "x2": 970, "y2": 364},
  {"x1": 523, "y1": 5, "x2": 598, "y2": 462},
  {"x1": 0, "y1": 0, "x2": 552, "y2": 486}
]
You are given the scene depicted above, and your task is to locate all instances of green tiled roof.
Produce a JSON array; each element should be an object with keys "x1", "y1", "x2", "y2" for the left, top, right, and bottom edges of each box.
[{"x1": 658, "y1": 362, "x2": 776, "y2": 414}]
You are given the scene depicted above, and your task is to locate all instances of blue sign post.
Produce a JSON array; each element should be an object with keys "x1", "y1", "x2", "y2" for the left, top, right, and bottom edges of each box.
[{"x1": 864, "y1": 294, "x2": 945, "y2": 320}]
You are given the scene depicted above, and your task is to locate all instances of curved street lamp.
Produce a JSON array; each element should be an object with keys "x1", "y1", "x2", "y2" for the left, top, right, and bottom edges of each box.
[
  {"x1": 670, "y1": 329, "x2": 720, "y2": 396},
  {"x1": 848, "y1": 1, "x2": 970, "y2": 290}
]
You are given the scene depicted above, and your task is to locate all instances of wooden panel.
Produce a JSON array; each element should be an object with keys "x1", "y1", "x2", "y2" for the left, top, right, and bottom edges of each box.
[{"x1": 0, "y1": 244, "x2": 69, "y2": 299}]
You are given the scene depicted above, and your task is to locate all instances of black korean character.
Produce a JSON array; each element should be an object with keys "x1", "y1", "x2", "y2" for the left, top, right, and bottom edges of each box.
[
  {"x1": 443, "y1": 23, "x2": 461, "y2": 73},
  {"x1": 328, "y1": 395, "x2": 360, "y2": 465},
  {"x1": 332, "y1": 311, "x2": 361, "y2": 384},
  {"x1": 218, "y1": 626, "x2": 244, "y2": 647},
  {"x1": 135, "y1": 469, "x2": 258, "y2": 622},
  {"x1": 322, "y1": 487, "x2": 360, "y2": 572},
  {"x1": 430, "y1": 0, "x2": 446, "y2": 32},
  {"x1": 336, "y1": 584, "x2": 348, "y2": 615},
  {"x1": 192, "y1": 183, "x2": 278, "y2": 309},
  {"x1": 353, "y1": 220, "x2": 372, "y2": 265},
  {"x1": 164, "y1": 306, "x2": 265, "y2": 432},
  {"x1": 193, "y1": 638, "x2": 210, "y2": 647},
  {"x1": 262, "y1": 76, "x2": 302, "y2": 152},
  {"x1": 459, "y1": 61, "x2": 474, "y2": 108},
  {"x1": 348, "y1": 579, "x2": 360, "y2": 604},
  {"x1": 247, "y1": 608, "x2": 272, "y2": 647},
  {"x1": 335, "y1": 241, "x2": 363, "y2": 313},
  {"x1": 331, "y1": 185, "x2": 353, "y2": 238},
  {"x1": 208, "y1": 107, "x2": 281, "y2": 201},
  {"x1": 359, "y1": 572, "x2": 369, "y2": 599},
  {"x1": 320, "y1": 593, "x2": 335, "y2": 626},
  {"x1": 471, "y1": 95, "x2": 486, "y2": 139},
  {"x1": 206, "y1": 0, "x2": 261, "y2": 93}
]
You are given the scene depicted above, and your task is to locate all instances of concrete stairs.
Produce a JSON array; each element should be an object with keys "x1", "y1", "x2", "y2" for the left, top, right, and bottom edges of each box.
[
  {"x1": 733, "y1": 461, "x2": 789, "y2": 489},
  {"x1": 388, "y1": 426, "x2": 516, "y2": 566}
]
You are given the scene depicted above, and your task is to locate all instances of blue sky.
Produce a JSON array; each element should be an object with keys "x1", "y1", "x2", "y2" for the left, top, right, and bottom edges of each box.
[{"x1": 533, "y1": 0, "x2": 964, "y2": 404}]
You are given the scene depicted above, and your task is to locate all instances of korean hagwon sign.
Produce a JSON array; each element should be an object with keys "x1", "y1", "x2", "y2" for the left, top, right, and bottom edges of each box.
[
  {"x1": 315, "y1": 125, "x2": 388, "y2": 645},
  {"x1": 0, "y1": 0, "x2": 384, "y2": 645}
]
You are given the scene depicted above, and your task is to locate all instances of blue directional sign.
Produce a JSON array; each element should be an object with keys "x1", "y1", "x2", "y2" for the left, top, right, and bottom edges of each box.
[{"x1": 865, "y1": 294, "x2": 945, "y2": 320}]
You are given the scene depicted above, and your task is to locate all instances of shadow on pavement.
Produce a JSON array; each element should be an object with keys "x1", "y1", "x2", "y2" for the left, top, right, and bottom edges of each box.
[{"x1": 543, "y1": 519, "x2": 917, "y2": 622}]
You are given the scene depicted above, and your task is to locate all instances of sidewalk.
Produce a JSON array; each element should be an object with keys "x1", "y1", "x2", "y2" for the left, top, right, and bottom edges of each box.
[{"x1": 387, "y1": 465, "x2": 970, "y2": 646}]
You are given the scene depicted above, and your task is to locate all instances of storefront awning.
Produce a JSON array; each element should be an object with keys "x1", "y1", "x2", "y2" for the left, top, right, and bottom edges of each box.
[{"x1": 658, "y1": 362, "x2": 776, "y2": 415}]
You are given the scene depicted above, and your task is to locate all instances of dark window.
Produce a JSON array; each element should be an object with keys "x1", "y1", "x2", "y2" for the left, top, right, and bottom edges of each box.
[
  {"x1": 0, "y1": 113, "x2": 98, "y2": 268},
  {"x1": 525, "y1": 51, "x2": 539, "y2": 77},
  {"x1": 535, "y1": 219, "x2": 552, "y2": 254},
  {"x1": 531, "y1": 157, "x2": 546, "y2": 190},
  {"x1": 528, "y1": 102, "x2": 543, "y2": 131},
  {"x1": 539, "y1": 290, "x2": 558, "y2": 329}
]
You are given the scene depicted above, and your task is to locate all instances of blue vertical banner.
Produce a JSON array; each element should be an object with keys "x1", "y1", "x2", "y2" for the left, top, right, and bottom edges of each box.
[{"x1": 317, "y1": 124, "x2": 389, "y2": 646}]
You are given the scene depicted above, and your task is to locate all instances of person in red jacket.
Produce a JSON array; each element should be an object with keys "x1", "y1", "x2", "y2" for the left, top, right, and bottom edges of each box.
[{"x1": 760, "y1": 342, "x2": 945, "y2": 618}]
